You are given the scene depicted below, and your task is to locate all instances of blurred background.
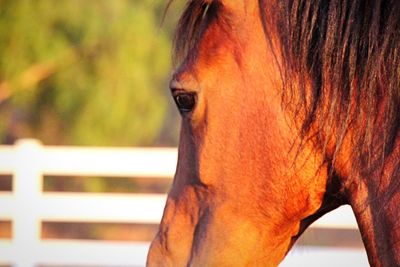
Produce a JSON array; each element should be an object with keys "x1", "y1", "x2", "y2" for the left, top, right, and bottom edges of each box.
[
  {"x1": 0, "y1": 1, "x2": 367, "y2": 266},
  {"x1": 0, "y1": 0, "x2": 184, "y2": 260},
  {"x1": 0, "y1": 0, "x2": 181, "y2": 147}
]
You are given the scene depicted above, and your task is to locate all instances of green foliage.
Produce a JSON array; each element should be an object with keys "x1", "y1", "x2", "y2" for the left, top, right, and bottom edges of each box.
[{"x1": 0, "y1": 0, "x2": 182, "y2": 146}]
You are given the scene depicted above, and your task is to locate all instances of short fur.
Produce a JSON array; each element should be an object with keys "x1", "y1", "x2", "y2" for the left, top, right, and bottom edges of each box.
[
  {"x1": 175, "y1": 0, "x2": 400, "y2": 191},
  {"x1": 149, "y1": 1, "x2": 400, "y2": 265}
]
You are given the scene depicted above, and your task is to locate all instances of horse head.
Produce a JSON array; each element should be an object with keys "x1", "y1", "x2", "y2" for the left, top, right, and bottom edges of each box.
[{"x1": 148, "y1": 1, "x2": 400, "y2": 266}]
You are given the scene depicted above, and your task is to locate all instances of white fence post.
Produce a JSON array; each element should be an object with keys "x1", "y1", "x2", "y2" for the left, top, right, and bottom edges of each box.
[{"x1": 13, "y1": 139, "x2": 43, "y2": 267}]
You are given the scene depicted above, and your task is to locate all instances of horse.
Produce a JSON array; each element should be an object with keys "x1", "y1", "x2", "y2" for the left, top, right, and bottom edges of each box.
[{"x1": 147, "y1": 0, "x2": 400, "y2": 266}]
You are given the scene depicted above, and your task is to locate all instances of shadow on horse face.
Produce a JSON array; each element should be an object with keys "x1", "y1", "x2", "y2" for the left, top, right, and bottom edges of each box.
[{"x1": 148, "y1": 0, "x2": 400, "y2": 266}]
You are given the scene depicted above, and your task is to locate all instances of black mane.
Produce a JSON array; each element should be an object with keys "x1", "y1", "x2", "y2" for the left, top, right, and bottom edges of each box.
[
  {"x1": 262, "y1": 0, "x2": 400, "y2": 184},
  {"x1": 173, "y1": 0, "x2": 215, "y2": 65}
]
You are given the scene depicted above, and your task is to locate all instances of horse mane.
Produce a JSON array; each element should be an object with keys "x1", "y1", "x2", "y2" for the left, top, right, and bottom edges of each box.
[
  {"x1": 173, "y1": 0, "x2": 217, "y2": 65},
  {"x1": 173, "y1": 0, "x2": 400, "y2": 185},
  {"x1": 264, "y1": 0, "x2": 400, "y2": 184}
]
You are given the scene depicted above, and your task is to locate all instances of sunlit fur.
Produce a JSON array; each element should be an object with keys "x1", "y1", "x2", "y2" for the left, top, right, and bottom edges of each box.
[{"x1": 147, "y1": 1, "x2": 400, "y2": 266}]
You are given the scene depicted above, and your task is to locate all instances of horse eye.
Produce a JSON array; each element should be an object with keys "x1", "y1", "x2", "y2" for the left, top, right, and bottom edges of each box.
[{"x1": 173, "y1": 93, "x2": 197, "y2": 113}]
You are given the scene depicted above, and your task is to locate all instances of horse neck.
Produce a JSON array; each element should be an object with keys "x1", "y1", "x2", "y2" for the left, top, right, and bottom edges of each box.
[{"x1": 349, "y1": 145, "x2": 400, "y2": 267}]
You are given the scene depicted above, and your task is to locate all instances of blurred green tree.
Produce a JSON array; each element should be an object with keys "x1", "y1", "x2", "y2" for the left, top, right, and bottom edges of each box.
[{"x1": 0, "y1": 0, "x2": 181, "y2": 146}]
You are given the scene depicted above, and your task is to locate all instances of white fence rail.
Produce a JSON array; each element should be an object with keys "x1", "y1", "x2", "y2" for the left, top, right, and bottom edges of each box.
[{"x1": 0, "y1": 139, "x2": 360, "y2": 267}]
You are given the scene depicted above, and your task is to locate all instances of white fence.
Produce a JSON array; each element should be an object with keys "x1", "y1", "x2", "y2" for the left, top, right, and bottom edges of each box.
[{"x1": 0, "y1": 139, "x2": 363, "y2": 267}]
